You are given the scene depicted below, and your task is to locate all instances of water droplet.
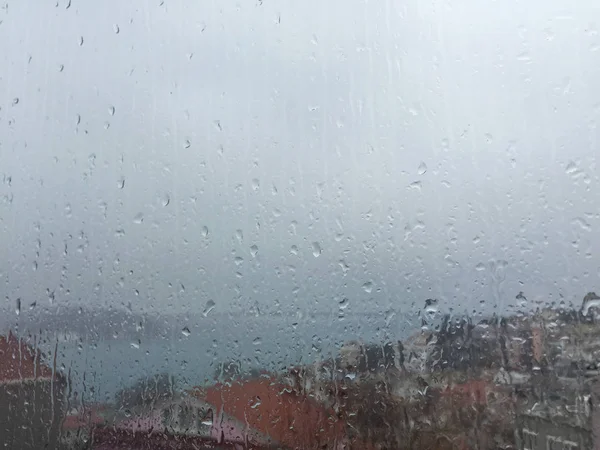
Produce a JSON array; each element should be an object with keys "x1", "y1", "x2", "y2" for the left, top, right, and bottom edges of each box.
[
  {"x1": 289, "y1": 221, "x2": 297, "y2": 235},
  {"x1": 117, "y1": 177, "x2": 125, "y2": 189},
  {"x1": 79, "y1": 36, "x2": 84, "y2": 46},
  {"x1": 253, "y1": 337, "x2": 262, "y2": 345},
  {"x1": 417, "y1": 162, "x2": 427, "y2": 175},
  {"x1": 516, "y1": 292, "x2": 528, "y2": 308},
  {"x1": 362, "y1": 281, "x2": 373, "y2": 293},
  {"x1": 424, "y1": 299, "x2": 438, "y2": 319},
  {"x1": 572, "y1": 217, "x2": 591, "y2": 232},
  {"x1": 58, "y1": 64, "x2": 64, "y2": 72},
  {"x1": 250, "y1": 397, "x2": 262, "y2": 409},
  {"x1": 29, "y1": 301, "x2": 36, "y2": 310},
  {"x1": 202, "y1": 299, "x2": 216, "y2": 317},
  {"x1": 130, "y1": 341, "x2": 140, "y2": 349},
  {"x1": 161, "y1": 193, "x2": 170, "y2": 207},
  {"x1": 108, "y1": 106, "x2": 115, "y2": 116},
  {"x1": 290, "y1": 245, "x2": 298, "y2": 255},
  {"x1": 15, "y1": 298, "x2": 21, "y2": 316},
  {"x1": 184, "y1": 139, "x2": 191, "y2": 149},
  {"x1": 441, "y1": 138, "x2": 450, "y2": 151},
  {"x1": 565, "y1": 161, "x2": 578, "y2": 175},
  {"x1": 251, "y1": 179, "x2": 260, "y2": 191},
  {"x1": 115, "y1": 228, "x2": 125, "y2": 237},
  {"x1": 339, "y1": 297, "x2": 349, "y2": 310},
  {"x1": 113, "y1": 24, "x2": 120, "y2": 34},
  {"x1": 516, "y1": 51, "x2": 531, "y2": 62},
  {"x1": 234, "y1": 256, "x2": 244, "y2": 266},
  {"x1": 312, "y1": 242, "x2": 321, "y2": 257},
  {"x1": 181, "y1": 327, "x2": 191, "y2": 337},
  {"x1": 235, "y1": 229, "x2": 243, "y2": 243},
  {"x1": 475, "y1": 262, "x2": 486, "y2": 271},
  {"x1": 32, "y1": 261, "x2": 37, "y2": 271},
  {"x1": 47, "y1": 289, "x2": 55, "y2": 305},
  {"x1": 250, "y1": 245, "x2": 259, "y2": 258},
  {"x1": 408, "y1": 181, "x2": 422, "y2": 191},
  {"x1": 133, "y1": 213, "x2": 144, "y2": 224},
  {"x1": 338, "y1": 259, "x2": 349, "y2": 274},
  {"x1": 12, "y1": 98, "x2": 19, "y2": 106}
]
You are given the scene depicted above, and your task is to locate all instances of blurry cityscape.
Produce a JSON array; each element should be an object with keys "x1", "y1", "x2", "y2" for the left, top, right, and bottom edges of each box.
[{"x1": 4, "y1": 293, "x2": 600, "y2": 449}]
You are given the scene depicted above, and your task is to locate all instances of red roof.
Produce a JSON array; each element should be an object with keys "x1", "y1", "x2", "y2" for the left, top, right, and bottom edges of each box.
[
  {"x1": 192, "y1": 377, "x2": 347, "y2": 449},
  {"x1": 0, "y1": 332, "x2": 55, "y2": 383}
]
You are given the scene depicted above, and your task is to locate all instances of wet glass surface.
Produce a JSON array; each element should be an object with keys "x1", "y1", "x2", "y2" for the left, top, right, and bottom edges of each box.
[{"x1": 1, "y1": 0, "x2": 600, "y2": 448}]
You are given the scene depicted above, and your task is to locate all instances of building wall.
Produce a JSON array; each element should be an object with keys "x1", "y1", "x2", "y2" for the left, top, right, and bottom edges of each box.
[
  {"x1": 531, "y1": 326, "x2": 544, "y2": 365},
  {"x1": 0, "y1": 379, "x2": 65, "y2": 450},
  {"x1": 591, "y1": 380, "x2": 600, "y2": 450},
  {"x1": 517, "y1": 415, "x2": 592, "y2": 450}
]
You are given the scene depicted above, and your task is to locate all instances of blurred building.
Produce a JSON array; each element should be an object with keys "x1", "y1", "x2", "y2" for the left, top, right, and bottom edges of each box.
[
  {"x1": 0, "y1": 332, "x2": 65, "y2": 450},
  {"x1": 339, "y1": 340, "x2": 363, "y2": 370},
  {"x1": 515, "y1": 389, "x2": 593, "y2": 450},
  {"x1": 339, "y1": 340, "x2": 403, "y2": 375},
  {"x1": 191, "y1": 376, "x2": 348, "y2": 449}
]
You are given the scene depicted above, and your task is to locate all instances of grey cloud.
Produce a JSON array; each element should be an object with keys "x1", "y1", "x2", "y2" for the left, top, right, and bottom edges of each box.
[{"x1": 1, "y1": 0, "x2": 599, "y2": 327}]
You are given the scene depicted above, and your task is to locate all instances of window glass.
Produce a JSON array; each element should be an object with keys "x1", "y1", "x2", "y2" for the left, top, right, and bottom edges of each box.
[{"x1": 1, "y1": 0, "x2": 599, "y2": 448}]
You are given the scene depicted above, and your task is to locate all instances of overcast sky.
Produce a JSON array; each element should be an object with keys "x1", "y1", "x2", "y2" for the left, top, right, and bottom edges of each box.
[{"x1": 1, "y1": 0, "x2": 600, "y2": 327}]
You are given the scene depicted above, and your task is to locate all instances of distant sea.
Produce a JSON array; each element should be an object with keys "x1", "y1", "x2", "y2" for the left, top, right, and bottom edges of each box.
[{"x1": 33, "y1": 312, "x2": 419, "y2": 405}]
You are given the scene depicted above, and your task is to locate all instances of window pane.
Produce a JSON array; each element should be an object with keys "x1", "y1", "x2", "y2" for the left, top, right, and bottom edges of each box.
[{"x1": 1, "y1": 0, "x2": 599, "y2": 448}]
